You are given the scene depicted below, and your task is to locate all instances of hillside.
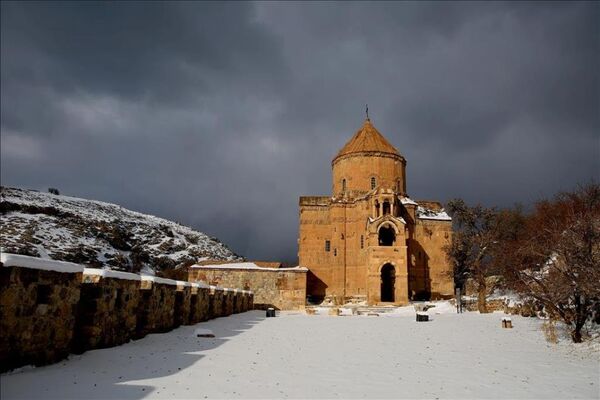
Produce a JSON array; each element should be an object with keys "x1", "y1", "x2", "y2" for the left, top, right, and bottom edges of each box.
[{"x1": 0, "y1": 187, "x2": 242, "y2": 272}]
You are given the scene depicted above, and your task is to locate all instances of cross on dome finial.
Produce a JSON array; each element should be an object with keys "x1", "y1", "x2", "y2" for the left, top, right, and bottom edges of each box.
[{"x1": 365, "y1": 104, "x2": 370, "y2": 121}]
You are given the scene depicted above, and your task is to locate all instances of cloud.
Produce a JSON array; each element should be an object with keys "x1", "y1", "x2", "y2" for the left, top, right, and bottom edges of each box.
[{"x1": 1, "y1": 1, "x2": 598, "y2": 262}]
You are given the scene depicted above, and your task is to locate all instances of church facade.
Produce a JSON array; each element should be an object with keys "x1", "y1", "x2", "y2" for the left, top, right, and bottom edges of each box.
[{"x1": 298, "y1": 118, "x2": 454, "y2": 305}]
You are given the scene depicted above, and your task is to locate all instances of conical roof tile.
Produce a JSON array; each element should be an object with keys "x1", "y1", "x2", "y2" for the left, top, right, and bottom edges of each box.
[{"x1": 334, "y1": 119, "x2": 400, "y2": 160}]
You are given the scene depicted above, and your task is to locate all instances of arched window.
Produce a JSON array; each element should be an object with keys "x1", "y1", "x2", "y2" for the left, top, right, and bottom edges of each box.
[
  {"x1": 375, "y1": 200, "x2": 380, "y2": 217},
  {"x1": 342, "y1": 179, "x2": 346, "y2": 192},
  {"x1": 396, "y1": 180, "x2": 401, "y2": 192},
  {"x1": 360, "y1": 235, "x2": 364, "y2": 249},
  {"x1": 383, "y1": 200, "x2": 391, "y2": 215},
  {"x1": 370, "y1": 177, "x2": 376, "y2": 190},
  {"x1": 378, "y1": 224, "x2": 396, "y2": 246}
]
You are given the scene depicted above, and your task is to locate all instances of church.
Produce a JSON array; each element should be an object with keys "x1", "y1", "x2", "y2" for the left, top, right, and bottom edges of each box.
[{"x1": 298, "y1": 117, "x2": 454, "y2": 305}]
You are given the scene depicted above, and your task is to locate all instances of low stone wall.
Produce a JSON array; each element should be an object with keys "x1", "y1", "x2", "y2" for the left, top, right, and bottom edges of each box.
[
  {"x1": 73, "y1": 269, "x2": 141, "y2": 353},
  {"x1": 136, "y1": 277, "x2": 178, "y2": 338},
  {"x1": 0, "y1": 255, "x2": 83, "y2": 372},
  {"x1": 234, "y1": 290, "x2": 243, "y2": 314},
  {"x1": 189, "y1": 264, "x2": 307, "y2": 310},
  {"x1": 174, "y1": 283, "x2": 192, "y2": 328},
  {"x1": 189, "y1": 285, "x2": 210, "y2": 324},
  {"x1": 208, "y1": 286, "x2": 223, "y2": 320},
  {"x1": 0, "y1": 254, "x2": 253, "y2": 372},
  {"x1": 223, "y1": 289, "x2": 235, "y2": 316}
]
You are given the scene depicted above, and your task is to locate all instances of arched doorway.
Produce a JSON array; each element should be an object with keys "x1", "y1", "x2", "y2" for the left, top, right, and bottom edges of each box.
[
  {"x1": 381, "y1": 264, "x2": 395, "y2": 302},
  {"x1": 378, "y1": 224, "x2": 395, "y2": 246}
]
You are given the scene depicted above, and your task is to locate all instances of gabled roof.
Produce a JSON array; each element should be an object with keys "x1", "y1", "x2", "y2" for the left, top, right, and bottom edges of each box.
[{"x1": 334, "y1": 119, "x2": 400, "y2": 160}]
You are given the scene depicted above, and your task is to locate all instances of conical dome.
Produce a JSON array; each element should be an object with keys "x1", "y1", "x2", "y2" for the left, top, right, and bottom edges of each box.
[{"x1": 334, "y1": 119, "x2": 400, "y2": 160}]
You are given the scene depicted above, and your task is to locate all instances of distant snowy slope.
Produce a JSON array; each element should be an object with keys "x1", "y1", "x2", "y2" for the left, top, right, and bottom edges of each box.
[{"x1": 0, "y1": 187, "x2": 241, "y2": 272}]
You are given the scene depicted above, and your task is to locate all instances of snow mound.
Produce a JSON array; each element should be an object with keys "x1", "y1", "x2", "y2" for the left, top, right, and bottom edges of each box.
[{"x1": 0, "y1": 187, "x2": 241, "y2": 272}]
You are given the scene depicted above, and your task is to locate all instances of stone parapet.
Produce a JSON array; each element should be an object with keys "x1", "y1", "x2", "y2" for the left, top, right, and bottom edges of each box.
[
  {"x1": 73, "y1": 269, "x2": 141, "y2": 352},
  {"x1": 0, "y1": 254, "x2": 253, "y2": 372},
  {"x1": 189, "y1": 283, "x2": 210, "y2": 323},
  {"x1": 0, "y1": 255, "x2": 83, "y2": 372}
]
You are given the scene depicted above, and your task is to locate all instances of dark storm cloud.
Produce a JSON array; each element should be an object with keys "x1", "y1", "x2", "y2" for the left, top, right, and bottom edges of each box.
[{"x1": 1, "y1": 1, "x2": 598, "y2": 262}]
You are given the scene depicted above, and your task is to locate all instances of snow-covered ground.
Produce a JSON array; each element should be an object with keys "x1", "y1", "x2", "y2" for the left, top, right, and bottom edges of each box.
[{"x1": 2, "y1": 308, "x2": 598, "y2": 399}]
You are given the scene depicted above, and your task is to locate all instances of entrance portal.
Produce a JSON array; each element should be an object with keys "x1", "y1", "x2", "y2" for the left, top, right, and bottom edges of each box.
[{"x1": 380, "y1": 263, "x2": 395, "y2": 302}]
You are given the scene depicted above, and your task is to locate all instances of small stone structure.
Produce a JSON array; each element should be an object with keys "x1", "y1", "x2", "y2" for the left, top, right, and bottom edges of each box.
[
  {"x1": 0, "y1": 253, "x2": 253, "y2": 372},
  {"x1": 189, "y1": 262, "x2": 307, "y2": 310}
]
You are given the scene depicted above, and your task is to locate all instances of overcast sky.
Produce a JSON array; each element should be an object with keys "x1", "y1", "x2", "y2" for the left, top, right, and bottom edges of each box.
[{"x1": 1, "y1": 2, "x2": 598, "y2": 262}]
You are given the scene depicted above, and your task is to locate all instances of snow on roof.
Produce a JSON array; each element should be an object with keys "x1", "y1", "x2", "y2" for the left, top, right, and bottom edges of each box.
[
  {"x1": 192, "y1": 262, "x2": 308, "y2": 272},
  {"x1": 83, "y1": 267, "x2": 141, "y2": 281},
  {"x1": 400, "y1": 197, "x2": 418, "y2": 206},
  {"x1": 1, "y1": 253, "x2": 84, "y2": 274},
  {"x1": 416, "y1": 206, "x2": 452, "y2": 221}
]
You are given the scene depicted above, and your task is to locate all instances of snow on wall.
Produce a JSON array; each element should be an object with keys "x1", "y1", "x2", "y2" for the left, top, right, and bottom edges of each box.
[
  {"x1": 416, "y1": 206, "x2": 452, "y2": 221},
  {"x1": 83, "y1": 267, "x2": 141, "y2": 281},
  {"x1": 1, "y1": 252, "x2": 84, "y2": 273},
  {"x1": 192, "y1": 262, "x2": 308, "y2": 272}
]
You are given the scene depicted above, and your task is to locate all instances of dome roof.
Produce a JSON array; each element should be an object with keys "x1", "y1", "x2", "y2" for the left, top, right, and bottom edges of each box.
[{"x1": 334, "y1": 119, "x2": 400, "y2": 160}]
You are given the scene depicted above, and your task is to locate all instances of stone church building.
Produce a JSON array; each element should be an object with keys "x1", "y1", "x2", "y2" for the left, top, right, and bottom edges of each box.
[{"x1": 298, "y1": 118, "x2": 454, "y2": 305}]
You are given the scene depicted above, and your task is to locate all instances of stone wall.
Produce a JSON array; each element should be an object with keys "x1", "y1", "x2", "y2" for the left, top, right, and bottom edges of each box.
[
  {"x1": 223, "y1": 289, "x2": 235, "y2": 316},
  {"x1": 189, "y1": 265, "x2": 307, "y2": 310},
  {"x1": 208, "y1": 286, "x2": 224, "y2": 320},
  {"x1": 0, "y1": 254, "x2": 253, "y2": 372},
  {"x1": 0, "y1": 260, "x2": 82, "y2": 371},
  {"x1": 73, "y1": 269, "x2": 141, "y2": 353},
  {"x1": 189, "y1": 285, "x2": 211, "y2": 324}
]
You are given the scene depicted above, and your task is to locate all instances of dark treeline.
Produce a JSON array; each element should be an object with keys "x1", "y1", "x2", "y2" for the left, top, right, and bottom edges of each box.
[{"x1": 446, "y1": 183, "x2": 600, "y2": 343}]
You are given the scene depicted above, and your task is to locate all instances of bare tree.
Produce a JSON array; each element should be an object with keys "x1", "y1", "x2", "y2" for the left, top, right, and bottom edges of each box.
[
  {"x1": 507, "y1": 183, "x2": 600, "y2": 342},
  {"x1": 446, "y1": 200, "x2": 500, "y2": 313}
]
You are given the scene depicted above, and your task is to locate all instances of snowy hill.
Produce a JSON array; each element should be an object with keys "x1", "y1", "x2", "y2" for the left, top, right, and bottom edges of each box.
[{"x1": 0, "y1": 187, "x2": 242, "y2": 272}]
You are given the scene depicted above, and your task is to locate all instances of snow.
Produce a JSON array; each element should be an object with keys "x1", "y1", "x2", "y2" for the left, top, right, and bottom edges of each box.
[
  {"x1": 400, "y1": 196, "x2": 418, "y2": 206},
  {"x1": 0, "y1": 187, "x2": 241, "y2": 271},
  {"x1": 83, "y1": 268, "x2": 141, "y2": 281},
  {"x1": 417, "y1": 206, "x2": 452, "y2": 221},
  {"x1": 0, "y1": 253, "x2": 83, "y2": 274},
  {"x1": 192, "y1": 262, "x2": 308, "y2": 272},
  {"x1": 140, "y1": 275, "x2": 179, "y2": 287},
  {"x1": 1, "y1": 310, "x2": 597, "y2": 399},
  {"x1": 139, "y1": 265, "x2": 155, "y2": 276}
]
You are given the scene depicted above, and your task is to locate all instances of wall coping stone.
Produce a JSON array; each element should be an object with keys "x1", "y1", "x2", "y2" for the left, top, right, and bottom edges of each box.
[
  {"x1": 0, "y1": 253, "x2": 84, "y2": 274},
  {"x1": 190, "y1": 281, "x2": 210, "y2": 289},
  {"x1": 83, "y1": 267, "x2": 141, "y2": 281},
  {"x1": 140, "y1": 274, "x2": 179, "y2": 286},
  {"x1": 192, "y1": 263, "x2": 308, "y2": 272}
]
